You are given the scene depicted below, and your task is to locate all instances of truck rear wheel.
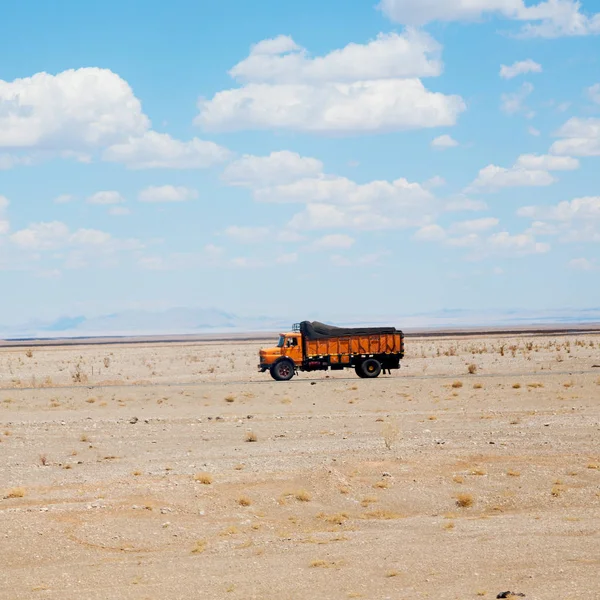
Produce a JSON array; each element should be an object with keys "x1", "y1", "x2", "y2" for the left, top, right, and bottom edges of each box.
[
  {"x1": 270, "y1": 359, "x2": 295, "y2": 381},
  {"x1": 360, "y1": 358, "x2": 382, "y2": 379},
  {"x1": 355, "y1": 365, "x2": 367, "y2": 378}
]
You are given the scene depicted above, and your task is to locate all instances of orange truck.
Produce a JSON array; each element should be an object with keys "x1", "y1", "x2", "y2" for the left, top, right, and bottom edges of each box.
[{"x1": 258, "y1": 321, "x2": 404, "y2": 381}]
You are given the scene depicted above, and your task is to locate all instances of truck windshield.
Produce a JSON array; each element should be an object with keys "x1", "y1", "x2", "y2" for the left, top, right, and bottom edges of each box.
[{"x1": 277, "y1": 335, "x2": 285, "y2": 348}]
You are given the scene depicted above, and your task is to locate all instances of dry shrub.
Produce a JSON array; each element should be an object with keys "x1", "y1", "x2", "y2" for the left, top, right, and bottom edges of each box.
[
  {"x1": 373, "y1": 480, "x2": 389, "y2": 489},
  {"x1": 551, "y1": 485, "x2": 563, "y2": 497},
  {"x1": 467, "y1": 364, "x2": 478, "y2": 375},
  {"x1": 225, "y1": 394, "x2": 235, "y2": 403},
  {"x1": 453, "y1": 474, "x2": 464, "y2": 484},
  {"x1": 588, "y1": 463, "x2": 599, "y2": 470},
  {"x1": 191, "y1": 540, "x2": 207, "y2": 554},
  {"x1": 237, "y1": 495, "x2": 252, "y2": 507},
  {"x1": 4, "y1": 487, "x2": 26, "y2": 499},
  {"x1": 321, "y1": 512, "x2": 350, "y2": 526},
  {"x1": 194, "y1": 473, "x2": 213, "y2": 485},
  {"x1": 25, "y1": 349, "x2": 33, "y2": 358},
  {"x1": 443, "y1": 522, "x2": 455, "y2": 530},
  {"x1": 507, "y1": 470, "x2": 521, "y2": 477},
  {"x1": 512, "y1": 383, "x2": 521, "y2": 389},
  {"x1": 382, "y1": 419, "x2": 400, "y2": 450},
  {"x1": 39, "y1": 454, "x2": 48, "y2": 466},
  {"x1": 452, "y1": 381, "x2": 463, "y2": 389},
  {"x1": 473, "y1": 383, "x2": 483, "y2": 390},
  {"x1": 310, "y1": 560, "x2": 332, "y2": 568},
  {"x1": 385, "y1": 570, "x2": 400, "y2": 578},
  {"x1": 527, "y1": 382, "x2": 544, "y2": 389},
  {"x1": 362, "y1": 509, "x2": 403, "y2": 520},
  {"x1": 295, "y1": 489, "x2": 311, "y2": 502},
  {"x1": 132, "y1": 470, "x2": 142, "y2": 476},
  {"x1": 245, "y1": 431, "x2": 257, "y2": 443},
  {"x1": 360, "y1": 496, "x2": 378, "y2": 507},
  {"x1": 455, "y1": 493, "x2": 474, "y2": 508},
  {"x1": 470, "y1": 468, "x2": 486, "y2": 476}
]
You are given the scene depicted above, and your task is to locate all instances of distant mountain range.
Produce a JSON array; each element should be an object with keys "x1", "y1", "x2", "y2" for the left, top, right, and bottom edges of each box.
[{"x1": 2, "y1": 307, "x2": 600, "y2": 339}]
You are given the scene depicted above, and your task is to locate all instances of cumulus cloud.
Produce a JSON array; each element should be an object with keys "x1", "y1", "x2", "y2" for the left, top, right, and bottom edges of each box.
[
  {"x1": 225, "y1": 226, "x2": 269, "y2": 243},
  {"x1": 138, "y1": 185, "x2": 198, "y2": 203},
  {"x1": 222, "y1": 151, "x2": 323, "y2": 187},
  {"x1": 588, "y1": 83, "x2": 600, "y2": 104},
  {"x1": 312, "y1": 234, "x2": 355, "y2": 250},
  {"x1": 500, "y1": 59, "x2": 543, "y2": 79},
  {"x1": 550, "y1": 117, "x2": 600, "y2": 156},
  {"x1": 229, "y1": 30, "x2": 443, "y2": 83},
  {"x1": 431, "y1": 134, "x2": 459, "y2": 149},
  {"x1": 379, "y1": 0, "x2": 600, "y2": 38},
  {"x1": 569, "y1": 257, "x2": 596, "y2": 271},
  {"x1": 519, "y1": 196, "x2": 600, "y2": 243},
  {"x1": 103, "y1": 131, "x2": 230, "y2": 169},
  {"x1": 0, "y1": 195, "x2": 8, "y2": 235},
  {"x1": 87, "y1": 191, "x2": 125, "y2": 205},
  {"x1": 468, "y1": 153, "x2": 579, "y2": 192},
  {"x1": 195, "y1": 32, "x2": 465, "y2": 134},
  {"x1": 501, "y1": 82, "x2": 535, "y2": 116},
  {"x1": 0, "y1": 68, "x2": 148, "y2": 151},
  {"x1": 414, "y1": 220, "x2": 549, "y2": 257}
]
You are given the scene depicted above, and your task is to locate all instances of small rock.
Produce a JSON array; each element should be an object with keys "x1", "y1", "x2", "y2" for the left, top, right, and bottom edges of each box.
[
  {"x1": 129, "y1": 417, "x2": 139, "y2": 424},
  {"x1": 311, "y1": 382, "x2": 316, "y2": 386},
  {"x1": 382, "y1": 472, "x2": 391, "y2": 478},
  {"x1": 162, "y1": 522, "x2": 170, "y2": 528},
  {"x1": 497, "y1": 593, "x2": 525, "y2": 599}
]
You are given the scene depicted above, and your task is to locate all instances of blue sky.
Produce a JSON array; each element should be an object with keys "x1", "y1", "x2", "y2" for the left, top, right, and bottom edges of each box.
[{"x1": 1, "y1": 0, "x2": 599, "y2": 326}]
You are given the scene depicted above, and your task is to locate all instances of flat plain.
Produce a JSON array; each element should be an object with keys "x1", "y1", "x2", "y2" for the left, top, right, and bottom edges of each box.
[{"x1": 0, "y1": 333, "x2": 599, "y2": 600}]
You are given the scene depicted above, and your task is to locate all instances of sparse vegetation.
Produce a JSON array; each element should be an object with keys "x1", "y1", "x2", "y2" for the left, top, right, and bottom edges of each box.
[
  {"x1": 225, "y1": 394, "x2": 236, "y2": 403},
  {"x1": 194, "y1": 473, "x2": 213, "y2": 485},
  {"x1": 4, "y1": 487, "x2": 26, "y2": 499},
  {"x1": 382, "y1": 419, "x2": 400, "y2": 450},
  {"x1": 191, "y1": 540, "x2": 207, "y2": 554},
  {"x1": 237, "y1": 495, "x2": 252, "y2": 507},
  {"x1": 512, "y1": 383, "x2": 521, "y2": 389},
  {"x1": 245, "y1": 431, "x2": 258, "y2": 443},
  {"x1": 456, "y1": 493, "x2": 474, "y2": 508},
  {"x1": 294, "y1": 489, "x2": 311, "y2": 502},
  {"x1": 451, "y1": 381, "x2": 463, "y2": 389},
  {"x1": 467, "y1": 364, "x2": 477, "y2": 375}
]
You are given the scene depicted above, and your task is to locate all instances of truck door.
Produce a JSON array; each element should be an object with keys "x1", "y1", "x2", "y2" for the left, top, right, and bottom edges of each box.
[{"x1": 284, "y1": 335, "x2": 302, "y2": 365}]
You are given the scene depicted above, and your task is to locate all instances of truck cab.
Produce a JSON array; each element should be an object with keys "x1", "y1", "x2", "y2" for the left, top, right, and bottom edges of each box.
[{"x1": 259, "y1": 332, "x2": 302, "y2": 377}]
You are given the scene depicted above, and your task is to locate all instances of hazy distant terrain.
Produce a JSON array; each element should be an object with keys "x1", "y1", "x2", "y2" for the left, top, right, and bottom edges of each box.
[{"x1": 2, "y1": 307, "x2": 600, "y2": 339}]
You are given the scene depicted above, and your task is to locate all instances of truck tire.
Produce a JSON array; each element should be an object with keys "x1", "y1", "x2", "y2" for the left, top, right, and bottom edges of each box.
[
  {"x1": 270, "y1": 359, "x2": 295, "y2": 381},
  {"x1": 355, "y1": 365, "x2": 367, "y2": 378},
  {"x1": 360, "y1": 358, "x2": 382, "y2": 379}
]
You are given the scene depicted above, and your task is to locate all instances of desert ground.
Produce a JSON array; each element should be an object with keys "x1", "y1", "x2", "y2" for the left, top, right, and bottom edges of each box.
[{"x1": 0, "y1": 332, "x2": 599, "y2": 600}]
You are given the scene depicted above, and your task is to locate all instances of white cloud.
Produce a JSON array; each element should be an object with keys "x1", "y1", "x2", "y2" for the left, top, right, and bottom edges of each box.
[
  {"x1": 501, "y1": 82, "x2": 534, "y2": 116},
  {"x1": 515, "y1": 153, "x2": 579, "y2": 170},
  {"x1": 550, "y1": 117, "x2": 600, "y2": 156},
  {"x1": 379, "y1": 0, "x2": 600, "y2": 38},
  {"x1": 519, "y1": 197, "x2": 600, "y2": 243},
  {"x1": 222, "y1": 151, "x2": 323, "y2": 187},
  {"x1": 195, "y1": 32, "x2": 465, "y2": 134},
  {"x1": 103, "y1": 131, "x2": 230, "y2": 169},
  {"x1": 0, "y1": 220, "x2": 8, "y2": 235},
  {"x1": 468, "y1": 153, "x2": 578, "y2": 192},
  {"x1": 0, "y1": 154, "x2": 33, "y2": 170},
  {"x1": 109, "y1": 206, "x2": 131, "y2": 216},
  {"x1": 518, "y1": 196, "x2": 600, "y2": 221},
  {"x1": 70, "y1": 229, "x2": 112, "y2": 245},
  {"x1": 569, "y1": 257, "x2": 596, "y2": 271},
  {"x1": 450, "y1": 218, "x2": 500, "y2": 233},
  {"x1": 468, "y1": 164, "x2": 556, "y2": 192},
  {"x1": 312, "y1": 234, "x2": 355, "y2": 250},
  {"x1": 414, "y1": 224, "x2": 446, "y2": 241},
  {"x1": 138, "y1": 185, "x2": 198, "y2": 203},
  {"x1": 225, "y1": 226, "x2": 269, "y2": 244},
  {"x1": 588, "y1": 83, "x2": 600, "y2": 104},
  {"x1": 230, "y1": 30, "x2": 443, "y2": 83},
  {"x1": 500, "y1": 59, "x2": 542, "y2": 79},
  {"x1": 443, "y1": 197, "x2": 488, "y2": 212},
  {"x1": 197, "y1": 79, "x2": 465, "y2": 134},
  {"x1": 54, "y1": 194, "x2": 75, "y2": 204},
  {"x1": 10, "y1": 221, "x2": 70, "y2": 250},
  {"x1": 0, "y1": 68, "x2": 148, "y2": 151},
  {"x1": 414, "y1": 221, "x2": 550, "y2": 257},
  {"x1": 431, "y1": 134, "x2": 459, "y2": 149},
  {"x1": 528, "y1": 126, "x2": 541, "y2": 136},
  {"x1": 87, "y1": 190, "x2": 125, "y2": 205}
]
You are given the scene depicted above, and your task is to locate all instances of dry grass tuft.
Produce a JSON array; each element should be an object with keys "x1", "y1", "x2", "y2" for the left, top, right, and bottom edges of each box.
[
  {"x1": 451, "y1": 381, "x2": 463, "y2": 389},
  {"x1": 39, "y1": 454, "x2": 48, "y2": 466},
  {"x1": 467, "y1": 364, "x2": 478, "y2": 375},
  {"x1": 527, "y1": 382, "x2": 544, "y2": 389},
  {"x1": 4, "y1": 487, "x2": 26, "y2": 499},
  {"x1": 473, "y1": 383, "x2": 483, "y2": 389},
  {"x1": 191, "y1": 540, "x2": 207, "y2": 554},
  {"x1": 194, "y1": 473, "x2": 213, "y2": 485},
  {"x1": 551, "y1": 485, "x2": 564, "y2": 497},
  {"x1": 587, "y1": 463, "x2": 599, "y2": 470},
  {"x1": 452, "y1": 474, "x2": 464, "y2": 484},
  {"x1": 132, "y1": 470, "x2": 142, "y2": 477},
  {"x1": 373, "y1": 480, "x2": 389, "y2": 489},
  {"x1": 225, "y1": 394, "x2": 236, "y2": 403},
  {"x1": 443, "y1": 522, "x2": 455, "y2": 530},
  {"x1": 385, "y1": 570, "x2": 401, "y2": 578},
  {"x1": 79, "y1": 434, "x2": 89, "y2": 443},
  {"x1": 237, "y1": 495, "x2": 252, "y2": 507},
  {"x1": 295, "y1": 489, "x2": 311, "y2": 502},
  {"x1": 507, "y1": 470, "x2": 521, "y2": 477},
  {"x1": 470, "y1": 468, "x2": 486, "y2": 476},
  {"x1": 321, "y1": 512, "x2": 350, "y2": 526},
  {"x1": 512, "y1": 383, "x2": 522, "y2": 389},
  {"x1": 455, "y1": 493, "x2": 474, "y2": 508},
  {"x1": 310, "y1": 560, "x2": 333, "y2": 568},
  {"x1": 245, "y1": 431, "x2": 258, "y2": 443},
  {"x1": 362, "y1": 509, "x2": 403, "y2": 520}
]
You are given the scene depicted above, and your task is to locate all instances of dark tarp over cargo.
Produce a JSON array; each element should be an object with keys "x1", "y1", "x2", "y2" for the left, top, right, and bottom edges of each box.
[{"x1": 299, "y1": 321, "x2": 401, "y2": 340}]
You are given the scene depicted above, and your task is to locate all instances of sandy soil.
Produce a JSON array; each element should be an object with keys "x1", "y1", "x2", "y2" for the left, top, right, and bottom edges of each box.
[{"x1": 1, "y1": 333, "x2": 599, "y2": 600}]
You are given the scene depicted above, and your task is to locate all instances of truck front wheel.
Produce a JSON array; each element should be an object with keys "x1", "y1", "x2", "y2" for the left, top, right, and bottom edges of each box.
[
  {"x1": 359, "y1": 358, "x2": 382, "y2": 379},
  {"x1": 270, "y1": 359, "x2": 295, "y2": 381}
]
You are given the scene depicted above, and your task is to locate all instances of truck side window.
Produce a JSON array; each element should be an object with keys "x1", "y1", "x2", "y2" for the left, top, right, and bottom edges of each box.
[{"x1": 287, "y1": 338, "x2": 297, "y2": 347}]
